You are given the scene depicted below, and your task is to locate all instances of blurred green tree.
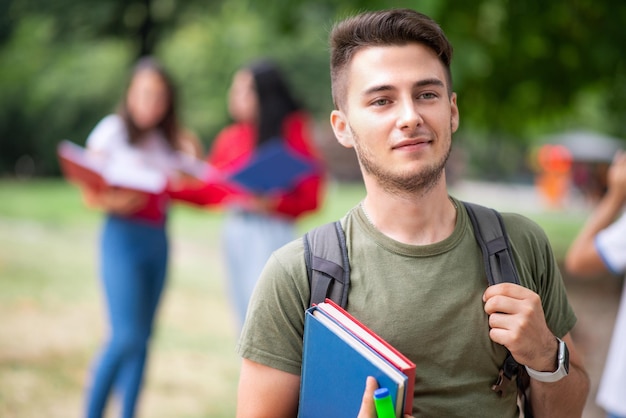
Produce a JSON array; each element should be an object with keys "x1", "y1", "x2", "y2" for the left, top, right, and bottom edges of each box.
[{"x1": 0, "y1": 0, "x2": 624, "y2": 178}]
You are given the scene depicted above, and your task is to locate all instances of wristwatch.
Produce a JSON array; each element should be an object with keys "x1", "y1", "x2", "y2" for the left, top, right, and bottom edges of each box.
[{"x1": 524, "y1": 337, "x2": 569, "y2": 383}]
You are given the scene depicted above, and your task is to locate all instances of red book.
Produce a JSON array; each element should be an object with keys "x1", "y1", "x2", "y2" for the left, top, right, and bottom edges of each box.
[
  {"x1": 316, "y1": 299, "x2": 416, "y2": 416},
  {"x1": 58, "y1": 140, "x2": 171, "y2": 222},
  {"x1": 58, "y1": 141, "x2": 108, "y2": 193},
  {"x1": 57, "y1": 140, "x2": 168, "y2": 194}
]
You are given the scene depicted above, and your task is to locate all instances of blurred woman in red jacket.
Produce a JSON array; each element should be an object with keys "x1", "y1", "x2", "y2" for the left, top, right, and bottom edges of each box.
[{"x1": 173, "y1": 59, "x2": 325, "y2": 330}]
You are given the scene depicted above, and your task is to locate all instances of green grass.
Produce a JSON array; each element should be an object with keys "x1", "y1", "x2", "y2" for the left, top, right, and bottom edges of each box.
[
  {"x1": 527, "y1": 211, "x2": 587, "y2": 260},
  {"x1": 0, "y1": 179, "x2": 366, "y2": 418},
  {"x1": 0, "y1": 179, "x2": 586, "y2": 417}
]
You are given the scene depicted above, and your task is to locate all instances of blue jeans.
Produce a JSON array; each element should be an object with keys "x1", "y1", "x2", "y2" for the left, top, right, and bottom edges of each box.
[
  {"x1": 607, "y1": 413, "x2": 626, "y2": 418},
  {"x1": 222, "y1": 210, "x2": 295, "y2": 330},
  {"x1": 85, "y1": 215, "x2": 168, "y2": 418}
]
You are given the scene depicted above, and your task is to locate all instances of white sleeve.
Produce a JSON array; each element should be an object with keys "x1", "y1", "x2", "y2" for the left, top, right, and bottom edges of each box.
[
  {"x1": 595, "y1": 212, "x2": 626, "y2": 274},
  {"x1": 86, "y1": 114, "x2": 128, "y2": 153}
]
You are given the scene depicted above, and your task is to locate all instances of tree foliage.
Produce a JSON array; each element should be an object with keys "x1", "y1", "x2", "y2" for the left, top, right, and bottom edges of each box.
[{"x1": 1, "y1": 0, "x2": 624, "y2": 177}]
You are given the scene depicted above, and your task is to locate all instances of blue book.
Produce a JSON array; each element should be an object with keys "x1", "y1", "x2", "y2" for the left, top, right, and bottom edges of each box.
[
  {"x1": 229, "y1": 139, "x2": 316, "y2": 194},
  {"x1": 298, "y1": 305, "x2": 408, "y2": 418}
]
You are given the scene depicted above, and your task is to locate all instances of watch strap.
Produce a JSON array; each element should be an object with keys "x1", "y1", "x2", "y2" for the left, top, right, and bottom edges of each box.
[{"x1": 524, "y1": 338, "x2": 569, "y2": 383}]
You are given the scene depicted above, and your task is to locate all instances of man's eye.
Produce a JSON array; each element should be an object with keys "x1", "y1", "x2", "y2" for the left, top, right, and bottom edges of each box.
[
  {"x1": 419, "y1": 92, "x2": 437, "y2": 100},
  {"x1": 372, "y1": 99, "x2": 389, "y2": 106}
]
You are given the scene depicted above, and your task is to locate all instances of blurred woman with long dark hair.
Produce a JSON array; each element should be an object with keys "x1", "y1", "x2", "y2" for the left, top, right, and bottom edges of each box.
[{"x1": 173, "y1": 59, "x2": 325, "y2": 330}]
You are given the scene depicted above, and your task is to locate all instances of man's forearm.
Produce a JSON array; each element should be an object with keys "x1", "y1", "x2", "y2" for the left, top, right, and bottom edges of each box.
[{"x1": 528, "y1": 361, "x2": 589, "y2": 418}]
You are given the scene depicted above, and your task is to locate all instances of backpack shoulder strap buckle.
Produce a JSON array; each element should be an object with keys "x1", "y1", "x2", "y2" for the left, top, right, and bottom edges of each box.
[
  {"x1": 491, "y1": 352, "x2": 521, "y2": 397},
  {"x1": 491, "y1": 368, "x2": 513, "y2": 396}
]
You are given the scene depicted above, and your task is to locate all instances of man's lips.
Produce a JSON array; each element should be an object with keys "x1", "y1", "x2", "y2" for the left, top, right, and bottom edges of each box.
[{"x1": 392, "y1": 138, "x2": 432, "y2": 149}]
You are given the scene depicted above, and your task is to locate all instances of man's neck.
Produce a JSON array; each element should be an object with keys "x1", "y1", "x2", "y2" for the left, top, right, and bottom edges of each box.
[{"x1": 361, "y1": 180, "x2": 457, "y2": 246}]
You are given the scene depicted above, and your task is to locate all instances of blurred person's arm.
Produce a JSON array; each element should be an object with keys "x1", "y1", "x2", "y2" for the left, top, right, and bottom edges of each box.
[
  {"x1": 565, "y1": 151, "x2": 626, "y2": 276},
  {"x1": 168, "y1": 128, "x2": 205, "y2": 191},
  {"x1": 270, "y1": 112, "x2": 326, "y2": 218},
  {"x1": 273, "y1": 174, "x2": 325, "y2": 218},
  {"x1": 226, "y1": 172, "x2": 324, "y2": 218},
  {"x1": 80, "y1": 184, "x2": 147, "y2": 215},
  {"x1": 177, "y1": 127, "x2": 203, "y2": 158}
]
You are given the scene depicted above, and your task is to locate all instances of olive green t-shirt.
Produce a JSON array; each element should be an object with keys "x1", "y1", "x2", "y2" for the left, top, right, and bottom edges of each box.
[{"x1": 237, "y1": 197, "x2": 576, "y2": 417}]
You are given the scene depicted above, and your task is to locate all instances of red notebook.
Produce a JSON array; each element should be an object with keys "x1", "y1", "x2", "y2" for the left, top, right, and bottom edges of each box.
[
  {"x1": 57, "y1": 140, "x2": 167, "y2": 194},
  {"x1": 57, "y1": 140, "x2": 170, "y2": 222},
  {"x1": 315, "y1": 299, "x2": 416, "y2": 416},
  {"x1": 58, "y1": 141, "x2": 108, "y2": 192}
]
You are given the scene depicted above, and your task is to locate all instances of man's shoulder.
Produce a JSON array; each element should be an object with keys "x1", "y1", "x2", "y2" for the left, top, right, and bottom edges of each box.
[
  {"x1": 456, "y1": 199, "x2": 547, "y2": 241},
  {"x1": 498, "y1": 211, "x2": 547, "y2": 239},
  {"x1": 270, "y1": 236, "x2": 307, "y2": 273},
  {"x1": 496, "y1": 211, "x2": 556, "y2": 281},
  {"x1": 275, "y1": 236, "x2": 306, "y2": 257}
]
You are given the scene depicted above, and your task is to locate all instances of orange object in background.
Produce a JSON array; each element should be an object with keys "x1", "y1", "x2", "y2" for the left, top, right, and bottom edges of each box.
[{"x1": 535, "y1": 144, "x2": 573, "y2": 209}]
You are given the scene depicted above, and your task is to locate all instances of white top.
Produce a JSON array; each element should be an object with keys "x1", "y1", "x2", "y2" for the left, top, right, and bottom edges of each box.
[
  {"x1": 86, "y1": 114, "x2": 182, "y2": 192},
  {"x1": 594, "y1": 212, "x2": 626, "y2": 415}
]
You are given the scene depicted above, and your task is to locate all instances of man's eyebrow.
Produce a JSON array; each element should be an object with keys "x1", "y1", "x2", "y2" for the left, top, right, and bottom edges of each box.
[
  {"x1": 362, "y1": 78, "x2": 446, "y2": 96},
  {"x1": 414, "y1": 78, "x2": 445, "y2": 88},
  {"x1": 362, "y1": 84, "x2": 395, "y2": 96}
]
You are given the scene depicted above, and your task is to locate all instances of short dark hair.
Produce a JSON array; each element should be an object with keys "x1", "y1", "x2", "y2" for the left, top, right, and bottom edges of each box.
[{"x1": 330, "y1": 8, "x2": 453, "y2": 110}]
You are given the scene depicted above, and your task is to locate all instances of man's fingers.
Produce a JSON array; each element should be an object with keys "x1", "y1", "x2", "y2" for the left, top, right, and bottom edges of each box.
[
  {"x1": 357, "y1": 376, "x2": 379, "y2": 418},
  {"x1": 482, "y1": 282, "x2": 526, "y2": 302}
]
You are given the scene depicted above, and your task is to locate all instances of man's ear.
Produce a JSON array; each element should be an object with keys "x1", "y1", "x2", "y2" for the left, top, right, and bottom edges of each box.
[
  {"x1": 330, "y1": 110, "x2": 354, "y2": 149},
  {"x1": 450, "y1": 92, "x2": 459, "y2": 133}
]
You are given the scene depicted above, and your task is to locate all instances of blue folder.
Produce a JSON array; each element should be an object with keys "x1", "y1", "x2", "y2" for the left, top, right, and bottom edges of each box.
[{"x1": 229, "y1": 139, "x2": 316, "y2": 194}]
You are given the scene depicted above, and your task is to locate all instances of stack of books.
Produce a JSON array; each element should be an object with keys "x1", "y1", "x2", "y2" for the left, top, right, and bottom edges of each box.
[{"x1": 298, "y1": 299, "x2": 416, "y2": 418}]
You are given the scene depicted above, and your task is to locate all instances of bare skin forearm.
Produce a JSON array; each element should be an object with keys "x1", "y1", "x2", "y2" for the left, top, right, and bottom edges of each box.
[
  {"x1": 529, "y1": 363, "x2": 589, "y2": 418},
  {"x1": 528, "y1": 334, "x2": 589, "y2": 418},
  {"x1": 565, "y1": 185, "x2": 626, "y2": 275},
  {"x1": 575, "y1": 189, "x2": 624, "y2": 245}
]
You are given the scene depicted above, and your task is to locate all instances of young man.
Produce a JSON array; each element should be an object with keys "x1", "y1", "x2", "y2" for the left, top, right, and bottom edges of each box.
[
  {"x1": 565, "y1": 151, "x2": 626, "y2": 418},
  {"x1": 236, "y1": 9, "x2": 589, "y2": 417}
]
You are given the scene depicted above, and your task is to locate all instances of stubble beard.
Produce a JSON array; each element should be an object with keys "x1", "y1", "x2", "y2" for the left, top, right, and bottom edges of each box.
[{"x1": 350, "y1": 125, "x2": 451, "y2": 197}]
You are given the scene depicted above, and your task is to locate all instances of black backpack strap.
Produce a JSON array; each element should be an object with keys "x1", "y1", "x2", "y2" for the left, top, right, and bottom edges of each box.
[
  {"x1": 303, "y1": 221, "x2": 350, "y2": 308},
  {"x1": 463, "y1": 201, "x2": 520, "y2": 286},
  {"x1": 463, "y1": 201, "x2": 532, "y2": 416}
]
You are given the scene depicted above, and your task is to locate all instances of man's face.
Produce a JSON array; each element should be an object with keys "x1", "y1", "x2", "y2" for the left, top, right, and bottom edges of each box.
[{"x1": 331, "y1": 43, "x2": 459, "y2": 194}]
